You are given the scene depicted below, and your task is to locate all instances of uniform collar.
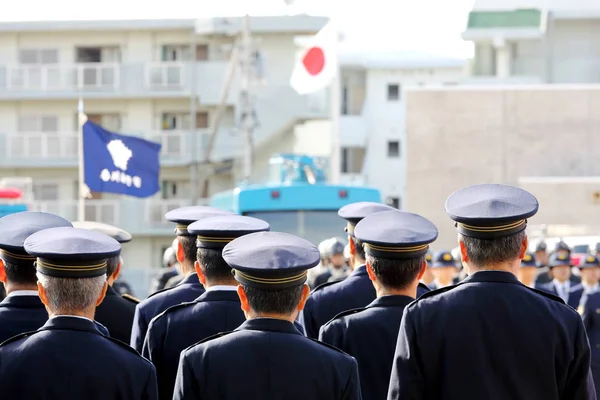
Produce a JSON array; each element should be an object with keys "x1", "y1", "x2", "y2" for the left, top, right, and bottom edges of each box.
[
  {"x1": 350, "y1": 264, "x2": 368, "y2": 277},
  {"x1": 366, "y1": 295, "x2": 414, "y2": 309},
  {"x1": 6, "y1": 290, "x2": 39, "y2": 297},
  {"x1": 196, "y1": 289, "x2": 240, "y2": 302},
  {"x1": 40, "y1": 315, "x2": 103, "y2": 335},
  {"x1": 104, "y1": 285, "x2": 118, "y2": 297},
  {"x1": 0, "y1": 294, "x2": 45, "y2": 308},
  {"x1": 236, "y1": 317, "x2": 302, "y2": 336},
  {"x1": 206, "y1": 285, "x2": 237, "y2": 292},
  {"x1": 178, "y1": 273, "x2": 200, "y2": 286},
  {"x1": 461, "y1": 270, "x2": 523, "y2": 285}
]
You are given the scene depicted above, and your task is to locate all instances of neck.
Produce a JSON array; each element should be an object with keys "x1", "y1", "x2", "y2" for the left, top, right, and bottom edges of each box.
[
  {"x1": 465, "y1": 261, "x2": 519, "y2": 276},
  {"x1": 376, "y1": 284, "x2": 416, "y2": 299},
  {"x1": 3, "y1": 282, "x2": 38, "y2": 295},
  {"x1": 353, "y1": 259, "x2": 365, "y2": 270},
  {"x1": 181, "y1": 264, "x2": 196, "y2": 276},
  {"x1": 584, "y1": 280, "x2": 597, "y2": 287},
  {"x1": 555, "y1": 278, "x2": 569, "y2": 284}
]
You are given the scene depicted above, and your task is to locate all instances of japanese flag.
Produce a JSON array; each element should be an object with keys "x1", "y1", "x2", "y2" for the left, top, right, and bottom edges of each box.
[{"x1": 290, "y1": 21, "x2": 338, "y2": 95}]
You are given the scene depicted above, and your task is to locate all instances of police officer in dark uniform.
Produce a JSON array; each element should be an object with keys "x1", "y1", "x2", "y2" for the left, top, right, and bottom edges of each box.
[
  {"x1": 537, "y1": 253, "x2": 578, "y2": 305},
  {"x1": 144, "y1": 215, "x2": 269, "y2": 400},
  {"x1": 148, "y1": 240, "x2": 179, "y2": 295},
  {"x1": 130, "y1": 206, "x2": 232, "y2": 352},
  {"x1": 313, "y1": 238, "x2": 349, "y2": 287},
  {"x1": 74, "y1": 221, "x2": 139, "y2": 343},
  {"x1": 582, "y1": 267, "x2": 600, "y2": 397},
  {"x1": 300, "y1": 201, "x2": 429, "y2": 338},
  {"x1": 0, "y1": 227, "x2": 158, "y2": 400},
  {"x1": 387, "y1": 184, "x2": 595, "y2": 400},
  {"x1": 0, "y1": 211, "x2": 72, "y2": 343},
  {"x1": 428, "y1": 250, "x2": 458, "y2": 290},
  {"x1": 516, "y1": 252, "x2": 537, "y2": 288},
  {"x1": 173, "y1": 231, "x2": 361, "y2": 400},
  {"x1": 570, "y1": 255, "x2": 600, "y2": 311},
  {"x1": 320, "y1": 210, "x2": 438, "y2": 400}
]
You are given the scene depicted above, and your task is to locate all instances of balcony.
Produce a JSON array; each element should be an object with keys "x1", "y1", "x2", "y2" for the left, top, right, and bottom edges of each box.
[
  {"x1": 0, "y1": 129, "x2": 244, "y2": 168},
  {"x1": 0, "y1": 61, "x2": 234, "y2": 102},
  {"x1": 30, "y1": 198, "x2": 210, "y2": 236}
]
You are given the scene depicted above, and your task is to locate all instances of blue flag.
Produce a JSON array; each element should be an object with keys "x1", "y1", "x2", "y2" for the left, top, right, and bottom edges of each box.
[{"x1": 83, "y1": 120, "x2": 161, "y2": 198}]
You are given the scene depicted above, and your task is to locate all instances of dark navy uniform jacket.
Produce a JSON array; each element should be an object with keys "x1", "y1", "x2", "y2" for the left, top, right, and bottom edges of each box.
[
  {"x1": 537, "y1": 281, "x2": 583, "y2": 309},
  {"x1": 568, "y1": 284, "x2": 586, "y2": 309},
  {"x1": 95, "y1": 284, "x2": 137, "y2": 343},
  {"x1": 143, "y1": 289, "x2": 245, "y2": 400},
  {"x1": 130, "y1": 273, "x2": 205, "y2": 352},
  {"x1": 173, "y1": 318, "x2": 362, "y2": 400},
  {"x1": 0, "y1": 316, "x2": 158, "y2": 400},
  {"x1": 300, "y1": 265, "x2": 429, "y2": 338},
  {"x1": 0, "y1": 294, "x2": 48, "y2": 344},
  {"x1": 320, "y1": 295, "x2": 413, "y2": 400},
  {"x1": 388, "y1": 271, "x2": 595, "y2": 400},
  {"x1": 582, "y1": 291, "x2": 600, "y2": 397}
]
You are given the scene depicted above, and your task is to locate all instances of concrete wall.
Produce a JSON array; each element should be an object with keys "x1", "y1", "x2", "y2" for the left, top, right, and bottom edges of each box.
[{"x1": 405, "y1": 85, "x2": 600, "y2": 249}]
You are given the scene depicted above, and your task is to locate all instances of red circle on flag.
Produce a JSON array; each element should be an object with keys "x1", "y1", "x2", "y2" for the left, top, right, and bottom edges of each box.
[{"x1": 302, "y1": 47, "x2": 325, "y2": 76}]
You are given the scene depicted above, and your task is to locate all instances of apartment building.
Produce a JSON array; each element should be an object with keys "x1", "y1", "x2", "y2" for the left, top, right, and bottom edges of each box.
[
  {"x1": 0, "y1": 16, "x2": 328, "y2": 295},
  {"x1": 463, "y1": 0, "x2": 600, "y2": 83}
]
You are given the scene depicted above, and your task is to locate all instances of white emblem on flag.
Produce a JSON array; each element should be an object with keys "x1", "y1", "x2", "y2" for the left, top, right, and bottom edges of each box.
[{"x1": 106, "y1": 140, "x2": 133, "y2": 171}]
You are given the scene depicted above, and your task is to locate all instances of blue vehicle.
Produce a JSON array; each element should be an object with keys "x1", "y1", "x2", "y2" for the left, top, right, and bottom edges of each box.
[{"x1": 211, "y1": 154, "x2": 381, "y2": 245}]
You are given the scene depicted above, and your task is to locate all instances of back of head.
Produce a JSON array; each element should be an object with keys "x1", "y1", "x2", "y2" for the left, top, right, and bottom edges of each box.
[
  {"x1": 445, "y1": 184, "x2": 538, "y2": 270},
  {"x1": 25, "y1": 227, "x2": 120, "y2": 315},
  {"x1": 223, "y1": 231, "x2": 319, "y2": 317},
  {"x1": 354, "y1": 210, "x2": 438, "y2": 291}
]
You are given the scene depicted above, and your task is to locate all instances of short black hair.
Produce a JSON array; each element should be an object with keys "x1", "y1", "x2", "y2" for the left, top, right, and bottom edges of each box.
[
  {"x1": 106, "y1": 255, "x2": 120, "y2": 279},
  {"x1": 5, "y1": 259, "x2": 37, "y2": 285},
  {"x1": 179, "y1": 236, "x2": 198, "y2": 272},
  {"x1": 196, "y1": 248, "x2": 232, "y2": 280},
  {"x1": 242, "y1": 284, "x2": 303, "y2": 316},
  {"x1": 351, "y1": 236, "x2": 366, "y2": 261},
  {"x1": 461, "y1": 231, "x2": 526, "y2": 268},
  {"x1": 367, "y1": 254, "x2": 425, "y2": 289}
]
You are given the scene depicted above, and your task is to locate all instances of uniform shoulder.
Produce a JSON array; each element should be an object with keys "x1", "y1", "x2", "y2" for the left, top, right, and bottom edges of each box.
[
  {"x1": 409, "y1": 284, "x2": 458, "y2": 305},
  {"x1": 307, "y1": 337, "x2": 355, "y2": 361},
  {"x1": 146, "y1": 286, "x2": 173, "y2": 300},
  {"x1": 152, "y1": 301, "x2": 197, "y2": 324},
  {"x1": 569, "y1": 284, "x2": 583, "y2": 293},
  {"x1": 183, "y1": 331, "x2": 235, "y2": 354},
  {"x1": 102, "y1": 335, "x2": 154, "y2": 365},
  {"x1": 121, "y1": 293, "x2": 140, "y2": 304},
  {"x1": 311, "y1": 280, "x2": 340, "y2": 294},
  {"x1": 322, "y1": 307, "x2": 367, "y2": 328},
  {"x1": 0, "y1": 330, "x2": 37, "y2": 347},
  {"x1": 525, "y1": 286, "x2": 568, "y2": 304}
]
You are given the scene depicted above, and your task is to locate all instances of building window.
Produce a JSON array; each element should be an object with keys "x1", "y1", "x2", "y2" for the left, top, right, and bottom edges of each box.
[
  {"x1": 387, "y1": 140, "x2": 400, "y2": 157},
  {"x1": 83, "y1": 114, "x2": 121, "y2": 131},
  {"x1": 386, "y1": 197, "x2": 400, "y2": 209},
  {"x1": 387, "y1": 84, "x2": 400, "y2": 101},
  {"x1": 161, "y1": 180, "x2": 190, "y2": 199},
  {"x1": 19, "y1": 49, "x2": 59, "y2": 64},
  {"x1": 341, "y1": 147, "x2": 366, "y2": 173},
  {"x1": 161, "y1": 112, "x2": 209, "y2": 130},
  {"x1": 18, "y1": 115, "x2": 59, "y2": 132},
  {"x1": 33, "y1": 182, "x2": 59, "y2": 201}
]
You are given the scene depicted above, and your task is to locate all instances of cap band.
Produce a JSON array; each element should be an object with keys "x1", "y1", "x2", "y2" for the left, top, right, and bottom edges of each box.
[
  {"x1": 175, "y1": 224, "x2": 195, "y2": 236},
  {"x1": 456, "y1": 219, "x2": 527, "y2": 239},
  {"x1": 363, "y1": 243, "x2": 430, "y2": 259},
  {"x1": 196, "y1": 235, "x2": 235, "y2": 250},
  {"x1": 234, "y1": 269, "x2": 308, "y2": 290},
  {"x1": 1, "y1": 249, "x2": 36, "y2": 262},
  {"x1": 36, "y1": 258, "x2": 107, "y2": 278}
]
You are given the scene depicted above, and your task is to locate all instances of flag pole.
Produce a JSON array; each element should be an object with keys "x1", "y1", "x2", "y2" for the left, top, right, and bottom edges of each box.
[
  {"x1": 329, "y1": 20, "x2": 341, "y2": 184},
  {"x1": 77, "y1": 98, "x2": 86, "y2": 222}
]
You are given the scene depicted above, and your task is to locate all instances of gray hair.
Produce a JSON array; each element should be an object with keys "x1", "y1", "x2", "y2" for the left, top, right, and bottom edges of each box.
[
  {"x1": 36, "y1": 272, "x2": 107, "y2": 314},
  {"x1": 460, "y1": 231, "x2": 527, "y2": 268}
]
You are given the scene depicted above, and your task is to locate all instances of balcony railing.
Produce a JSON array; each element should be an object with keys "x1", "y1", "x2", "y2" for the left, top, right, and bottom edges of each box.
[
  {"x1": 5, "y1": 63, "x2": 120, "y2": 91},
  {"x1": 7, "y1": 132, "x2": 78, "y2": 158},
  {"x1": 30, "y1": 200, "x2": 120, "y2": 225},
  {"x1": 145, "y1": 62, "x2": 186, "y2": 89},
  {"x1": 145, "y1": 199, "x2": 193, "y2": 225}
]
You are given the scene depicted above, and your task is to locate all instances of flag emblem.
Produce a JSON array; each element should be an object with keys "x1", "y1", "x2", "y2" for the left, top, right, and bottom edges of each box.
[{"x1": 107, "y1": 140, "x2": 133, "y2": 171}]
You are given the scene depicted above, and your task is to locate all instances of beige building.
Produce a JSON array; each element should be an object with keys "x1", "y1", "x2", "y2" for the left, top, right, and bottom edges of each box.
[
  {"x1": 0, "y1": 17, "x2": 328, "y2": 296},
  {"x1": 404, "y1": 85, "x2": 600, "y2": 249}
]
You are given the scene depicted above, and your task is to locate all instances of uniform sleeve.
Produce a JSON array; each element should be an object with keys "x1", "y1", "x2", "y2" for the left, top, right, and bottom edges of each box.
[
  {"x1": 143, "y1": 363, "x2": 159, "y2": 400},
  {"x1": 387, "y1": 307, "x2": 424, "y2": 400},
  {"x1": 173, "y1": 350, "x2": 200, "y2": 400},
  {"x1": 299, "y1": 297, "x2": 318, "y2": 339},
  {"x1": 130, "y1": 305, "x2": 148, "y2": 353},
  {"x1": 564, "y1": 316, "x2": 596, "y2": 400},
  {"x1": 341, "y1": 357, "x2": 362, "y2": 400}
]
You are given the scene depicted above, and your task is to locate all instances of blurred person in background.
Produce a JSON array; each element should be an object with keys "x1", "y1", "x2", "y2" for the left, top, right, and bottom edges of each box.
[
  {"x1": 312, "y1": 238, "x2": 349, "y2": 287},
  {"x1": 148, "y1": 238, "x2": 180, "y2": 295},
  {"x1": 429, "y1": 250, "x2": 458, "y2": 290},
  {"x1": 421, "y1": 250, "x2": 435, "y2": 288},
  {"x1": 569, "y1": 255, "x2": 600, "y2": 311},
  {"x1": 344, "y1": 243, "x2": 351, "y2": 267},
  {"x1": 516, "y1": 253, "x2": 537, "y2": 288},
  {"x1": 537, "y1": 253, "x2": 576, "y2": 304},
  {"x1": 307, "y1": 238, "x2": 331, "y2": 289}
]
